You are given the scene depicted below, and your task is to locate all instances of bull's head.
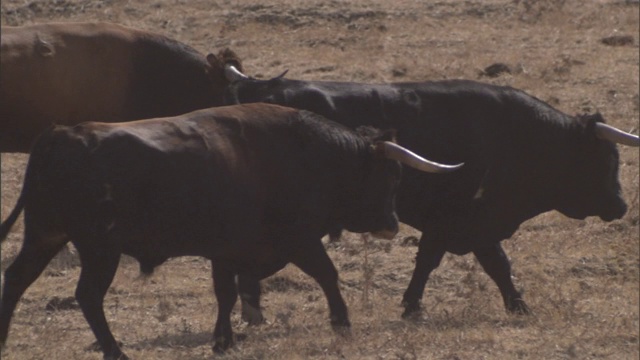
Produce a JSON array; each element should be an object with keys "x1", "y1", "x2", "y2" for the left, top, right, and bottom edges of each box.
[
  {"x1": 205, "y1": 49, "x2": 244, "y2": 104},
  {"x1": 349, "y1": 128, "x2": 463, "y2": 240},
  {"x1": 557, "y1": 115, "x2": 638, "y2": 222}
]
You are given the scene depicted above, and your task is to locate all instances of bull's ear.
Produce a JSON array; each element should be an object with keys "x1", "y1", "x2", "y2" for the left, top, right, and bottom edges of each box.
[
  {"x1": 377, "y1": 129, "x2": 397, "y2": 143},
  {"x1": 203, "y1": 53, "x2": 218, "y2": 76},
  {"x1": 371, "y1": 141, "x2": 387, "y2": 158},
  {"x1": 206, "y1": 53, "x2": 220, "y2": 68},
  {"x1": 218, "y1": 48, "x2": 244, "y2": 72},
  {"x1": 356, "y1": 127, "x2": 397, "y2": 143},
  {"x1": 370, "y1": 130, "x2": 398, "y2": 158}
]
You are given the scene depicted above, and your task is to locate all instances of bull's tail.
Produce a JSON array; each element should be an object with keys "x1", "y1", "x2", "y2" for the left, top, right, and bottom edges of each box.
[
  {"x1": 0, "y1": 191, "x2": 25, "y2": 242},
  {"x1": 0, "y1": 126, "x2": 60, "y2": 243}
]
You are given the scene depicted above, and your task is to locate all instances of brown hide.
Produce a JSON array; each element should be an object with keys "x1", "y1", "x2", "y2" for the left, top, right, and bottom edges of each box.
[
  {"x1": 0, "y1": 22, "x2": 242, "y2": 152},
  {"x1": 0, "y1": 103, "x2": 404, "y2": 356}
]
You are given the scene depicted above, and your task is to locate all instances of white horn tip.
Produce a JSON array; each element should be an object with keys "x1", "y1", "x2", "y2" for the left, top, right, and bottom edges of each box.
[
  {"x1": 442, "y1": 162, "x2": 465, "y2": 171},
  {"x1": 224, "y1": 64, "x2": 249, "y2": 81},
  {"x1": 595, "y1": 122, "x2": 640, "y2": 147}
]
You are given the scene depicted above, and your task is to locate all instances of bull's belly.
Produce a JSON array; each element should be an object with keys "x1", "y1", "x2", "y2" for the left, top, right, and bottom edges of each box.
[{"x1": 115, "y1": 225, "x2": 287, "y2": 277}]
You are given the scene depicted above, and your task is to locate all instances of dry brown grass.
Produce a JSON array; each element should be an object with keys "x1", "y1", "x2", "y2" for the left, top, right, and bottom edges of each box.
[{"x1": 1, "y1": 0, "x2": 638, "y2": 359}]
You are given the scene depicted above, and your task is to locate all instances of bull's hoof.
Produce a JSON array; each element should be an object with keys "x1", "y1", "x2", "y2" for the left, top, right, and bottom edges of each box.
[
  {"x1": 401, "y1": 301, "x2": 422, "y2": 319},
  {"x1": 241, "y1": 305, "x2": 266, "y2": 326},
  {"x1": 330, "y1": 315, "x2": 351, "y2": 332},
  {"x1": 213, "y1": 337, "x2": 234, "y2": 354},
  {"x1": 86, "y1": 340, "x2": 125, "y2": 353},
  {"x1": 103, "y1": 354, "x2": 130, "y2": 360},
  {"x1": 330, "y1": 321, "x2": 352, "y2": 338},
  {"x1": 506, "y1": 298, "x2": 531, "y2": 315},
  {"x1": 84, "y1": 340, "x2": 127, "y2": 360}
]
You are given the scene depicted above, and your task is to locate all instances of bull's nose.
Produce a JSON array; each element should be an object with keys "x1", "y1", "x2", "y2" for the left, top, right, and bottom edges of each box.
[{"x1": 599, "y1": 199, "x2": 627, "y2": 222}]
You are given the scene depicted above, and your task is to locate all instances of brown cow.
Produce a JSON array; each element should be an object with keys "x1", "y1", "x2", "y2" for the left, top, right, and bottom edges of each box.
[
  {"x1": 0, "y1": 103, "x2": 461, "y2": 358},
  {"x1": 1, "y1": 21, "x2": 242, "y2": 153}
]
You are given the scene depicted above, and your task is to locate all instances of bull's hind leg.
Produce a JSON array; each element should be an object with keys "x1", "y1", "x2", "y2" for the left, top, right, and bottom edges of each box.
[
  {"x1": 0, "y1": 234, "x2": 67, "y2": 347},
  {"x1": 236, "y1": 261, "x2": 287, "y2": 326},
  {"x1": 212, "y1": 262, "x2": 238, "y2": 353},
  {"x1": 73, "y1": 242, "x2": 125, "y2": 360},
  {"x1": 237, "y1": 274, "x2": 265, "y2": 325},
  {"x1": 291, "y1": 240, "x2": 350, "y2": 329},
  {"x1": 473, "y1": 244, "x2": 530, "y2": 314}
]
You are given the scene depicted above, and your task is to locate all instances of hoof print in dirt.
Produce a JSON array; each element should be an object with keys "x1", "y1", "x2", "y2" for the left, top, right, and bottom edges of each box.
[
  {"x1": 600, "y1": 35, "x2": 634, "y2": 47},
  {"x1": 480, "y1": 63, "x2": 512, "y2": 78},
  {"x1": 45, "y1": 296, "x2": 80, "y2": 312}
]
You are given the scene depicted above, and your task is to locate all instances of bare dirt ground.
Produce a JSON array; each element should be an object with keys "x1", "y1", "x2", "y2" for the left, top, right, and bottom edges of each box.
[{"x1": 1, "y1": 0, "x2": 639, "y2": 359}]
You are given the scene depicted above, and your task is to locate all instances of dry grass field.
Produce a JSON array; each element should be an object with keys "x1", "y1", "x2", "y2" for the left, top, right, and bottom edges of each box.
[{"x1": 1, "y1": 0, "x2": 639, "y2": 359}]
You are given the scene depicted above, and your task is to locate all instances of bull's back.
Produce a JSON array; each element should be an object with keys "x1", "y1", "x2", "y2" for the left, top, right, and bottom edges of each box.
[
  {"x1": 26, "y1": 107, "x2": 301, "y2": 255},
  {"x1": 0, "y1": 22, "x2": 214, "y2": 152},
  {"x1": 21, "y1": 104, "x2": 362, "y2": 263},
  {"x1": 22, "y1": 120, "x2": 234, "y2": 257},
  {"x1": 86, "y1": 104, "x2": 352, "y2": 212},
  {"x1": 1, "y1": 23, "x2": 136, "y2": 121}
]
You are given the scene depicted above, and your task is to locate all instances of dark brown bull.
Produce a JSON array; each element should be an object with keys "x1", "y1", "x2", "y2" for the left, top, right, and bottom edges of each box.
[
  {"x1": 0, "y1": 21, "x2": 242, "y2": 153},
  {"x1": 0, "y1": 103, "x2": 461, "y2": 359}
]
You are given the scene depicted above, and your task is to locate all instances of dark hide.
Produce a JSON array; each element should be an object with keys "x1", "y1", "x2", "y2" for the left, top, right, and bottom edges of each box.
[
  {"x1": 0, "y1": 103, "x2": 402, "y2": 358},
  {"x1": 225, "y1": 76, "x2": 628, "y2": 316}
]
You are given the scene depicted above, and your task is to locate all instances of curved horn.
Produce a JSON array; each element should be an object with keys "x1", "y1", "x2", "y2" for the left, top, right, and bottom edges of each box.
[
  {"x1": 380, "y1": 142, "x2": 463, "y2": 173},
  {"x1": 224, "y1": 64, "x2": 249, "y2": 82},
  {"x1": 595, "y1": 122, "x2": 640, "y2": 147},
  {"x1": 275, "y1": 69, "x2": 289, "y2": 79}
]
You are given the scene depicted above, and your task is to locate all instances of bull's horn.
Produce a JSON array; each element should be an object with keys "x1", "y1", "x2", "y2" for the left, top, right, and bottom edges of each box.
[
  {"x1": 224, "y1": 64, "x2": 249, "y2": 82},
  {"x1": 595, "y1": 122, "x2": 640, "y2": 147},
  {"x1": 381, "y1": 142, "x2": 463, "y2": 173},
  {"x1": 274, "y1": 69, "x2": 289, "y2": 79}
]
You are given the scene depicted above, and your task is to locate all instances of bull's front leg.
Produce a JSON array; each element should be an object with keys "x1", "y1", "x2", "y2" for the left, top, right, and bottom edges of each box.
[
  {"x1": 211, "y1": 262, "x2": 238, "y2": 353},
  {"x1": 401, "y1": 234, "x2": 446, "y2": 318},
  {"x1": 291, "y1": 239, "x2": 350, "y2": 330}
]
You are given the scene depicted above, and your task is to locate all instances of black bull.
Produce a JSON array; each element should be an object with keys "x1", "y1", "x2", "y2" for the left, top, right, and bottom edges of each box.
[
  {"x1": 223, "y1": 68, "x2": 640, "y2": 318},
  {"x1": 0, "y1": 103, "x2": 461, "y2": 358}
]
